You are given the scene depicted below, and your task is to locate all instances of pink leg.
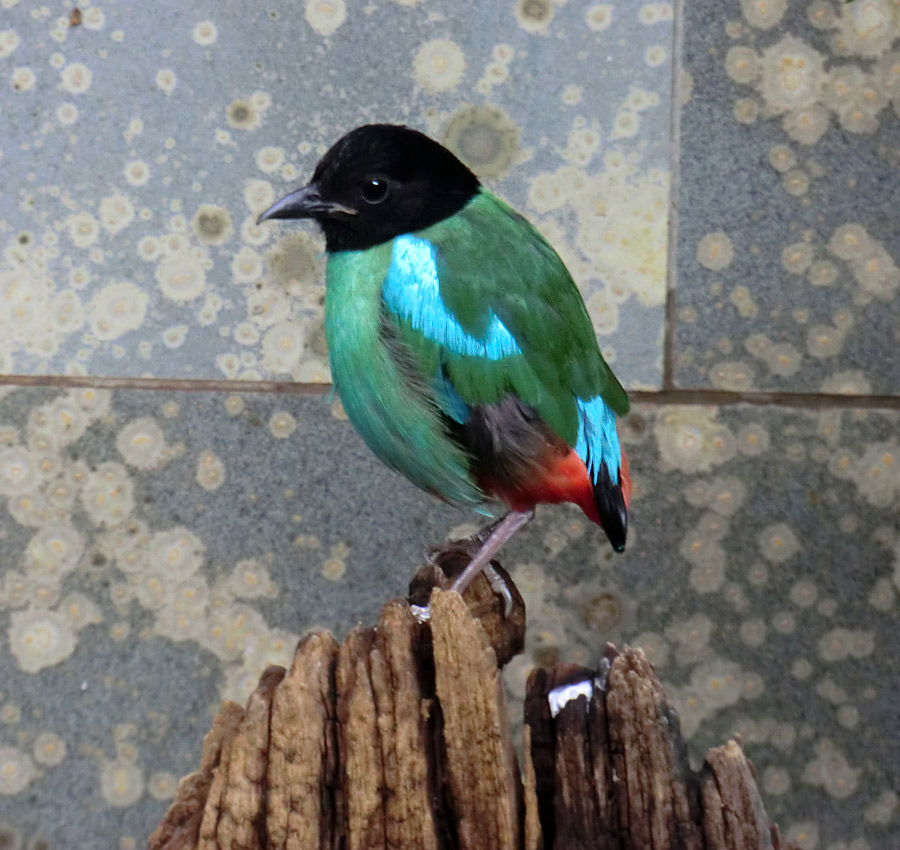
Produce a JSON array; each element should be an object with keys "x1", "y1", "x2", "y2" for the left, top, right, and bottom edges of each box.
[{"x1": 448, "y1": 508, "x2": 535, "y2": 598}]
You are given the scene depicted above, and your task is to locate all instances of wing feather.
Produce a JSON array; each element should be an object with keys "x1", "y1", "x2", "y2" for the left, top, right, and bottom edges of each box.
[{"x1": 381, "y1": 189, "x2": 628, "y2": 487}]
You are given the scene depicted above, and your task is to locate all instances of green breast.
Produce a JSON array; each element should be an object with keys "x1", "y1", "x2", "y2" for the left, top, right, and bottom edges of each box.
[{"x1": 324, "y1": 246, "x2": 482, "y2": 506}]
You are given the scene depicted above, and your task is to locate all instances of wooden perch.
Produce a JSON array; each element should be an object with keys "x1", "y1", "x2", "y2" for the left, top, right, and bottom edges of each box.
[{"x1": 148, "y1": 556, "x2": 795, "y2": 850}]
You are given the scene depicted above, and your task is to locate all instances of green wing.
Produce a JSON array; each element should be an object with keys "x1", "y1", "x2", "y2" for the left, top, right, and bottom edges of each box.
[{"x1": 385, "y1": 189, "x2": 628, "y2": 449}]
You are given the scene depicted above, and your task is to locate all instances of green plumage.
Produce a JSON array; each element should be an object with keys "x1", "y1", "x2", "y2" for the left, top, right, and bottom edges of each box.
[{"x1": 324, "y1": 189, "x2": 628, "y2": 506}]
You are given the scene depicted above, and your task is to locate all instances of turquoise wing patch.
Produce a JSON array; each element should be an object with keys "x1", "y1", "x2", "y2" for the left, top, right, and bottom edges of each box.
[
  {"x1": 383, "y1": 235, "x2": 522, "y2": 361},
  {"x1": 574, "y1": 396, "x2": 621, "y2": 485}
]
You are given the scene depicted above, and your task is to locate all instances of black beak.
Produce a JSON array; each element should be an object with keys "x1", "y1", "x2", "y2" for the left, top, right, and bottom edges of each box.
[{"x1": 257, "y1": 184, "x2": 357, "y2": 225}]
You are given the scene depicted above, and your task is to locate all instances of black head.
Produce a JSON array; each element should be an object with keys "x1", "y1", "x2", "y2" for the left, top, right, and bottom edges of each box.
[{"x1": 257, "y1": 124, "x2": 481, "y2": 252}]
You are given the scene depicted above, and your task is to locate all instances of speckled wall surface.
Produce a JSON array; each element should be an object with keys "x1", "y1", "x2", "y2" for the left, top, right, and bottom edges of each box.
[
  {"x1": 1, "y1": 0, "x2": 670, "y2": 387},
  {"x1": 675, "y1": 0, "x2": 900, "y2": 395},
  {"x1": 0, "y1": 1, "x2": 898, "y2": 849}
]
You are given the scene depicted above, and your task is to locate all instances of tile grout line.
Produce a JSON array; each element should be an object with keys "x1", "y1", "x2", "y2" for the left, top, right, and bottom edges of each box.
[
  {"x1": 0, "y1": 374, "x2": 331, "y2": 395},
  {"x1": 629, "y1": 388, "x2": 900, "y2": 411},
  {"x1": 661, "y1": 0, "x2": 685, "y2": 393},
  {"x1": 0, "y1": 374, "x2": 898, "y2": 411}
]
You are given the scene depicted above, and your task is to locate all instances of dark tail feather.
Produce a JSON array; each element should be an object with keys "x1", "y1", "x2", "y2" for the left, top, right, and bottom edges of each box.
[{"x1": 594, "y1": 461, "x2": 627, "y2": 552}]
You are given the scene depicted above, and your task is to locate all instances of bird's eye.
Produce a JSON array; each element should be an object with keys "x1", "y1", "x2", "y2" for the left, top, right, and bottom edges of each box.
[{"x1": 361, "y1": 177, "x2": 390, "y2": 204}]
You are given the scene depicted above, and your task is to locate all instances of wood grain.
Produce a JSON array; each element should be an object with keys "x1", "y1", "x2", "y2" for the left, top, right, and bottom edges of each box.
[{"x1": 148, "y1": 562, "x2": 795, "y2": 850}]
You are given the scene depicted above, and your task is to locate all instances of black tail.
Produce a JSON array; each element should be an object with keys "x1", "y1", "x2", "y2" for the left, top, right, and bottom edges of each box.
[{"x1": 594, "y1": 461, "x2": 627, "y2": 552}]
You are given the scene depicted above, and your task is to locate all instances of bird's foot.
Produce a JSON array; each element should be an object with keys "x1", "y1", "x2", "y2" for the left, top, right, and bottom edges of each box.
[
  {"x1": 446, "y1": 508, "x2": 534, "y2": 602},
  {"x1": 410, "y1": 603, "x2": 431, "y2": 623},
  {"x1": 414, "y1": 509, "x2": 535, "y2": 622},
  {"x1": 409, "y1": 562, "x2": 515, "y2": 621},
  {"x1": 407, "y1": 550, "x2": 527, "y2": 666}
]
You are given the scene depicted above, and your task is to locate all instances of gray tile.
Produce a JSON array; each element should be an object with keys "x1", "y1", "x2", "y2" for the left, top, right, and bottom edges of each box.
[
  {"x1": 0, "y1": 388, "x2": 896, "y2": 846},
  {"x1": 0, "y1": 1, "x2": 672, "y2": 388},
  {"x1": 674, "y1": 0, "x2": 900, "y2": 395}
]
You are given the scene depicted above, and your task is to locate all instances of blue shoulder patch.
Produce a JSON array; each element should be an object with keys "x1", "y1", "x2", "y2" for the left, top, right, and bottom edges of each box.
[
  {"x1": 383, "y1": 235, "x2": 522, "y2": 361},
  {"x1": 574, "y1": 396, "x2": 621, "y2": 485}
]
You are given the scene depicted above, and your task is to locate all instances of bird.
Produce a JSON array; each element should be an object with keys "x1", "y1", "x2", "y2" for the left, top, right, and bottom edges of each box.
[{"x1": 258, "y1": 123, "x2": 631, "y2": 606}]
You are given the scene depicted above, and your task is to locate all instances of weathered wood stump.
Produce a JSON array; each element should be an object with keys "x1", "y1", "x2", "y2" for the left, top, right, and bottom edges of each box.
[{"x1": 148, "y1": 556, "x2": 795, "y2": 850}]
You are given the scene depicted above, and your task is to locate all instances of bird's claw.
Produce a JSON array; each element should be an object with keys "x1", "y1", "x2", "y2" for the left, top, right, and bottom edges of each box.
[
  {"x1": 409, "y1": 574, "x2": 512, "y2": 623},
  {"x1": 483, "y1": 563, "x2": 515, "y2": 618},
  {"x1": 410, "y1": 603, "x2": 431, "y2": 623}
]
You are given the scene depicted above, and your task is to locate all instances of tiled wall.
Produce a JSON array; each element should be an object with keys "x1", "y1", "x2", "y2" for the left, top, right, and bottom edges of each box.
[{"x1": 0, "y1": 2, "x2": 898, "y2": 848}]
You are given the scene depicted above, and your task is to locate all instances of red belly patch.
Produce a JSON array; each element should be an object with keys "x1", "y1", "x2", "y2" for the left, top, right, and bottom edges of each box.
[{"x1": 481, "y1": 448, "x2": 631, "y2": 527}]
